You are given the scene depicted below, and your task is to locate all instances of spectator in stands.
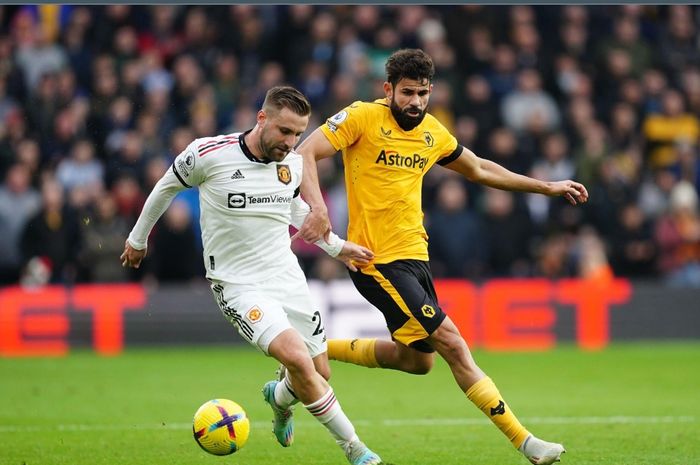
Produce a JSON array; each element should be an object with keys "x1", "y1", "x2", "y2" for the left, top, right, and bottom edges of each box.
[
  {"x1": 672, "y1": 141, "x2": 700, "y2": 198},
  {"x1": 148, "y1": 198, "x2": 202, "y2": 283},
  {"x1": 20, "y1": 177, "x2": 82, "y2": 283},
  {"x1": 13, "y1": 138, "x2": 42, "y2": 186},
  {"x1": 501, "y1": 68, "x2": 561, "y2": 134},
  {"x1": 526, "y1": 132, "x2": 575, "y2": 229},
  {"x1": 482, "y1": 187, "x2": 533, "y2": 276},
  {"x1": 596, "y1": 14, "x2": 652, "y2": 79},
  {"x1": 0, "y1": 163, "x2": 41, "y2": 283},
  {"x1": 55, "y1": 138, "x2": 104, "y2": 195},
  {"x1": 574, "y1": 226, "x2": 614, "y2": 281},
  {"x1": 426, "y1": 176, "x2": 487, "y2": 278},
  {"x1": 658, "y1": 5, "x2": 700, "y2": 74},
  {"x1": 456, "y1": 75, "x2": 500, "y2": 146},
  {"x1": 610, "y1": 203, "x2": 657, "y2": 277},
  {"x1": 78, "y1": 191, "x2": 131, "y2": 282},
  {"x1": 13, "y1": 10, "x2": 68, "y2": 92},
  {"x1": 484, "y1": 43, "x2": 518, "y2": 101},
  {"x1": 642, "y1": 88, "x2": 700, "y2": 169},
  {"x1": 111, "y1": 173, "x2": 145, "y2": 224},
  {"x1": 655, "y1": 180, "x2": 700, "y2": 287}
]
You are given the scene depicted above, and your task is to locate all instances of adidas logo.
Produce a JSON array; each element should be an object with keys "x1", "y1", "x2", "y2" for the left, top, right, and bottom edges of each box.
[{"x1": 231, "y1": 169, "x2": 245, "y2": 180}]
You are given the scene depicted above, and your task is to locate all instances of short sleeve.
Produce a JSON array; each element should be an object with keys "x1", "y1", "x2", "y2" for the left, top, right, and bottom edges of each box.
[
  {"x1": 319, "y1": 101, "x2": 367, "y2": 151},
  {"x1": 430, "y1": 118, "x2": 461, "y2": 165},
  {"x1": 172, "y1": 143, "x2": 205, "y2": 187}
]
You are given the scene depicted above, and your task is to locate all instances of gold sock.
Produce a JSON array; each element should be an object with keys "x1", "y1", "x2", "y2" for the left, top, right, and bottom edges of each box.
[
  {"x1": 327, "y1": 339, "x2": 380, "y2": 368},
  {"x1": 466, "y1": 376, "x2": 530, "y2": 448}
]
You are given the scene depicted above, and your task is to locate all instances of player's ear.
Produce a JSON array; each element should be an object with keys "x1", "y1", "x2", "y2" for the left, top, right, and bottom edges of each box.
[
  {"x1": 383, "y1": 81, "x2": 393, "y2": 99},
  {"x1": 256, "y1": 109, "x2": 267, "y2": 127}
]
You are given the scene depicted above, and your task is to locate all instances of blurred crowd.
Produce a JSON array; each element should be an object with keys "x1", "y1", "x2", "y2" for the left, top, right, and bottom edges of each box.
[{"x1": 0, "y1": 5, "x2": 699, "y2": 288}]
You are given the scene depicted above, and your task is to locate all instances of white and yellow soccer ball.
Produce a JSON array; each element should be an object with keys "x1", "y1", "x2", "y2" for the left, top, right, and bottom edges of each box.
[{"x1": 192, "y1": 399, "x2": 250, "y2": 455}]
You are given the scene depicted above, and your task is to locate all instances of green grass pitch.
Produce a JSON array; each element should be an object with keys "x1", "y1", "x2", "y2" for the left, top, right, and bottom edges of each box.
[{"x1": 1, "y1": 342, "x2": 698, "y2": 465}]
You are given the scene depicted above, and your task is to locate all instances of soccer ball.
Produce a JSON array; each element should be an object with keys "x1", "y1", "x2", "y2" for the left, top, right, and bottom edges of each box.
[{"x1": 192, "y1": 399, "x2": 250, "y2": 455}]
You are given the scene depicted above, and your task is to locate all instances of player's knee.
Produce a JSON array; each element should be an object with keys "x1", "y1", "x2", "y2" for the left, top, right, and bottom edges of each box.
[
  {"x1": 398, "y1": 352, "x2": 433, "y2": 375},
  {"x1": 279, "y1": 350, "x2": 315, "y2": 380},
  {"x1": 408, "y1": 356, "x2": 433, "y2": 375}
]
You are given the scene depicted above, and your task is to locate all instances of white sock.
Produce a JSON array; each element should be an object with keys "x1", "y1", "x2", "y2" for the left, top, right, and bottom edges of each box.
[
  {"x1": 304, "y1": 388, "x2": 358, "y2": 443},
  {"x1": 274, "y1": 376, "x2": 299, "y2": 409}
]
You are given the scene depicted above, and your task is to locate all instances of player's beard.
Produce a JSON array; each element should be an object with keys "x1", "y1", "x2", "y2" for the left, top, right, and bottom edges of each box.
[
  {"x1": 259, "y1": 131, "x2": 290, "y2": 163},
  {"x1": 390, "y1": 98, "x2": 427, "y2": 131}
]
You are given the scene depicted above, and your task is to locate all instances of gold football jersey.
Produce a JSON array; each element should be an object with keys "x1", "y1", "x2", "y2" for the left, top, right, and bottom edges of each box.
[{"x1": 320, "y1": 99, "x2": 462, "y2": 263}]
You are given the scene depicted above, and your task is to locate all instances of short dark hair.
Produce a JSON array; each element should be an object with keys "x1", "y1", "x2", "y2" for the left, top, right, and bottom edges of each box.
[
  {"x1": 385, "y1": 49, "x2": 435, "y2": 87},
  {"x1": 263, "y1": 86, "x2": 311, "y2": 116}
]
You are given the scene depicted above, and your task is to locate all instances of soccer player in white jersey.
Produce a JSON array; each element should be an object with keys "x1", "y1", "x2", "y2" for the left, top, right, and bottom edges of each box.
[{"x1": 120, "y1": 86, "x2": 383, "y2": 465}]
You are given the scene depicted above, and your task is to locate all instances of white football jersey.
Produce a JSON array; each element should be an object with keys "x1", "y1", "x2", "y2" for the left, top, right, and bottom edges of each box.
[{"x1": 127, "y1": 130, "x2": 343, "y2": 284}]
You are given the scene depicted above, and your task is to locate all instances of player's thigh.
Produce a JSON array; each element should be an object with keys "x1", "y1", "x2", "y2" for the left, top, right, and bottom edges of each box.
[
  {"x1": 349, "y1": 260, "x2": 445, "y2": 353},
  {"x1": 210, "y1": 280, "x2": 291, "y2": 355},
  {"x1": 270, "y1": 267, "x2": 328, "y2": 359}
]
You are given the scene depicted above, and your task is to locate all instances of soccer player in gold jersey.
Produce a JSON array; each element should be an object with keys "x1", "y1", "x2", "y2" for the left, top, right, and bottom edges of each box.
[{"x1": 296, "y1": 49, "x2": 588, "y2": 465}]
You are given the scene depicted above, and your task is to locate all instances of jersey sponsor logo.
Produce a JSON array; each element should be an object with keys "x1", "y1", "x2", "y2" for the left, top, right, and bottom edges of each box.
[
  {"x1": 228, "y1": 193, "x2": 246, "y2": 208},
  {"x1": 277, "y1": 164, "x2": 292, "y2": 185},
  {"x1": 249, "y1": 194, "x2": 293, "y2": 205},
  {"x1": 245, "y1": 306, "x2": 263, "y2": 323},
  {"x1": 176, "y1": 150, "x2": 196, "y2": 177},
  {"x1": 424, "y1": 132, "x2": 434, "y2": 147},
  {"x1": 231, "y1": 169, "x2": 245, "y2": 180},
  {"x1": 375, "y1": 150, "x2": 428, "y2": 170},
  {"x1": 227, "y1": 192, "x2": 293, "y2": 208}
]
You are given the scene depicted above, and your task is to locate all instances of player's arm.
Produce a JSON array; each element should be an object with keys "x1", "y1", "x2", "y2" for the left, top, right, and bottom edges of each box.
[
  {"x1": 442, "y1": 146, "x2": 589, "y2": 205},
  {"x1": 120, "y1": 167, "x2": 188, "y2": 268},
  {"x1": 290, "y1": 195, "x2": 374, "y2": 271},
  {"x1": 294, "y1": 127, "x2": 339, "y2": 243}
]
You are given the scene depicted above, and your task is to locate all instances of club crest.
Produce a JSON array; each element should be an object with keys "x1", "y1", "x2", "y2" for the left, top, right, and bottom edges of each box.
[
  {"x1": 246, "y1": 306, "x2": 263, "y2": 323},
  {"x1": 277, "y1": 164, "x2": 291, "y2": 185}
]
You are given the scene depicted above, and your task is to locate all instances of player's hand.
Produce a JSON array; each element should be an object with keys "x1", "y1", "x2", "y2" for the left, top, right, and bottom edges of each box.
[
  {"x1": 120, "y1": 240, "x2": 147, "y2": 269},
  {"x1": 546, "y1": 180, "x2": 589, "y2": 205},
  {"x1": 292, "y1": 207, "x2": 331, "y2": 244},
  {"x1": 336, "y1": 241, "x2": 374, "y2": 272}
]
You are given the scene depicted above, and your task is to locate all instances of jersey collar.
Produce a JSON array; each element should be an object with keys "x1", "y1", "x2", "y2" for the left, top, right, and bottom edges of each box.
[{"x1": 239, "y1": 129, "x2": 273, "y2": 164}]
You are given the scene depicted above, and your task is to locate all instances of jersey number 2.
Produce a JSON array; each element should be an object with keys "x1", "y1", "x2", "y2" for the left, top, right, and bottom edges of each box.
[{"x1": 311, "y1": 310, "x2": 324, "y2": 336}]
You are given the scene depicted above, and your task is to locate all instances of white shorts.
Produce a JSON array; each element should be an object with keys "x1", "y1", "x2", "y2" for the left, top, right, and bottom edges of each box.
[{"x1": 209, "y1": 265, "x2": 327, "y2": 358}]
